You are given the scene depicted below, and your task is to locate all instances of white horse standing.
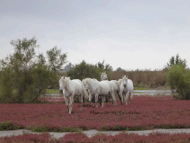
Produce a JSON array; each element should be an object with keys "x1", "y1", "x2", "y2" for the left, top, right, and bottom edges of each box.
[
  {"x1": 100, "y1": 72, "x2": 123, "y2": 104},
  {"x1": 110, "y1": 80, "x2": 123, "y2": 104},
  {"x1": 119, "y1": 75, "x2": 134, "y2": 105},
  {"x1": 85, "y1": 78, "x2": 116, "y2": 108},
  {"x1": 59, "y1": 76, "x2": 88, "y2": 114},
  {"x1": 82, "y1": 78, "x2": 97, "y2": 107}
]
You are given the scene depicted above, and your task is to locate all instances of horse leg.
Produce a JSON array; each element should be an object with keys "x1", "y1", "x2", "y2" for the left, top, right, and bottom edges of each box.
[
  {"x1": 89, "y1": 92, "x2": 95, "y2": 107},
  {"x1": 95, "y1": 93, "x2": 99, "y2": 108},
  {"x1": 123, "y1": 93, "x2": 125, "y2": 103},
  {"x1": 80, "y1": 94, "x2": 83, "y2": 111},
  {"x1": 128, "y1": 92, "x2": 132, "y2": 104},
  {"x1": 117, "y1": 90, "x2": 122, "y2": 105},
  {"x1": 64, "y1": 95, "x2": 69, "y2": 112},
  {"x1": 106, "y1": 94, "x2": 110, "y2": 106},
  {"x1": 125, "y1": 92, "x2": 129, "y2": 105},
  {"x1": 110, "y1": 92, "x2": 116, "y2": 106},
  {"x1": 101, "y1": 96, "x2": 105, "y2": 107},
  {"x1": 68, "y1": 95, "x2": 74, "y2": 114},
  {"x1": 119, "y1": 91, "x2": 123, "y2": 105}
]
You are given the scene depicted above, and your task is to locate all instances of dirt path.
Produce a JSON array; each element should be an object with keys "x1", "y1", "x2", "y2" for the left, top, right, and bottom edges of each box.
[{"x1": 1, "y1": 128, "x2": 190, "y2": 139}]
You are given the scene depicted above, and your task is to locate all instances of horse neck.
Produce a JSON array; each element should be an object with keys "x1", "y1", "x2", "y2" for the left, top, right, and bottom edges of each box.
[{"x1": 65, "y1": 79, "x2": 71, "y2": 91}]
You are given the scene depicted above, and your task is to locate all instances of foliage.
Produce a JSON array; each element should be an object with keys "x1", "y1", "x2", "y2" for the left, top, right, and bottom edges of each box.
[
  {"x1": 110, "y1": 69, "x2": 167, "y2": 88},
  {"x1": 0, "y1": 37, "x2": 67, "y2": 103},
  {"x1": 46, "y1": 46, "x2": 67, "y2": 73},
  {"x1": 168, "y1": 65, "x2": 190, "y2": 100},
  {"x1": 68, "y1": 60, "x2": 112, "y2": 80},
  {"x1": 67, "y1": 60, "x2": 99, "y2": 80},
  {"x1": 166, "y1": 54, "x2": 187, "y2": 69}
]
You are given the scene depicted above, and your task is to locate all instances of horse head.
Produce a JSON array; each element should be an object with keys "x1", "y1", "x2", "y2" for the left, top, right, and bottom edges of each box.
[
  {"x1": 100, "y1": 72, "x2": 108, "y2": 81},
  {"x1": 122, "y1": 75, "x2": 128, "y2": 88},
  {"x1": 59, "y1": 76, "x2": 70, "y2": 91}
]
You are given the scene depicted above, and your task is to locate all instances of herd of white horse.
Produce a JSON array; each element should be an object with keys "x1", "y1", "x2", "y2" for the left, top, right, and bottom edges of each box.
[{"x1": 59, "y1": 72, "x2": 134, "y2": 114}]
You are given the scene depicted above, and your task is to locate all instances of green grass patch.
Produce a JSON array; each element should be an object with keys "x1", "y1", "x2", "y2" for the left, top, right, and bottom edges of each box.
[
  {"x1": 46, "y1": 89, "x2": 60, "y2": 94},
  {"x1": 0, "y1": 121, "x2": 21, "y2": 130},
  {"x1": 134, "y1": 87, "x2": 151, "y2": 90}
]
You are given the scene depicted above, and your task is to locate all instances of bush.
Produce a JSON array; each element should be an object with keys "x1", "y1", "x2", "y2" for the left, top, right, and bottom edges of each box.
[
  {"x1": 0, "y1": 37, "x2": 67, "y2": 103},
  {"x1": 168, "y1": 65, "x2": 190, "y2": 100},
  {"x1": 68, "y1": 60, "x2": 112, "y2": 81}
]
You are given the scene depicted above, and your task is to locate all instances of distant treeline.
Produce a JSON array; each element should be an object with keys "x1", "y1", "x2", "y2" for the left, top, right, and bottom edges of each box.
[{"x1": 110, "y1": 70, "x2": 167, "y2": 88}]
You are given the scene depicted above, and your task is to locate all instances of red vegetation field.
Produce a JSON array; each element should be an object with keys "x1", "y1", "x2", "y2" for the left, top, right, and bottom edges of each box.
[
  {"x1": 1, "y1": 132, "x2": 190, "y2": 143},
  {"x1": 0, "y1": 95, "x2": 190, "y2": 131}
]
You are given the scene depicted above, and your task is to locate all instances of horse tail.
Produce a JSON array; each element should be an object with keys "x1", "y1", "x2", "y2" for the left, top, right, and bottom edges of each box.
[{"x1": 82, "y1": 85, "x2": 89, "y2": 100}]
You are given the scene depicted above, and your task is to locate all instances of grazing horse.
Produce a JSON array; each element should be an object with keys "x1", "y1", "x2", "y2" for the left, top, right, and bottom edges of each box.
[
  {"x1": 119, "y1": 75, "x2": 134, "y2": 105},
  {"x1": 59, "y1": 76, "x2": 88, "y2": 114},
  {"x1": 85, "y1": 78, "x2": 116, "y2": 108}
]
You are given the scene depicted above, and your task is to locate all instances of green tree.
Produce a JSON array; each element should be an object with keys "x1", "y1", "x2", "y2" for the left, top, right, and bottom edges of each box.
[
  {"x1": 95, "y1": 60, "x2": 112, "y2": 80},
  {"x1": 46, "y1": 46, "x2": 67, "y2": 73},
  {"x1": 168, "y1": 65, "x2": 190, "y2": 100},
  {"x1": 0, "y1": 37, "x2": 67, "y2": 103},
  {"x1": 166, "y1": 54, "x2": 186, "y2": 69},
  {"x1": 67, "y1": 60, "x2": 99, "y2": 80}
]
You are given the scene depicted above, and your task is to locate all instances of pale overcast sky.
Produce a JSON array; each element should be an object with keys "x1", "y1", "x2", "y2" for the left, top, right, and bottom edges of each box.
[{"x1": 0, "y1": 0, "x2": 190, "y2": 70}]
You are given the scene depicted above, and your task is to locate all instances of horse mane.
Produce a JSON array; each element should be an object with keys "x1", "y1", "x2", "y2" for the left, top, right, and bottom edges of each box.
[
  {"x1": 118, "y1": 79, "x2": 122, "y2": 84},
  {"x1": 65, "y1": 77, "x2": 70, "y2": 90},
  {"x1": 60, "y1": 76, "x2": 70, "y2": 91},
  {"x1": 85, "y1": 78, "x2": 92, "y2": 84}
]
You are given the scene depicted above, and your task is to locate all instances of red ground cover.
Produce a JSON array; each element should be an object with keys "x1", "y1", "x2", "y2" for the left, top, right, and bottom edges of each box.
[
  {"x1": 1, "y1": 132, "x2": 190, "y2": 143},
  {"x1": 0, "y1": 95, "x2": 190, "y2": 131}
]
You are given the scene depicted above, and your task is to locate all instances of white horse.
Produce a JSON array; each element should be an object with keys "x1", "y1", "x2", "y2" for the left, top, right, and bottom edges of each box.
[
  {"x1": 100, "y1": 72, "x2": 108, "y2": 81},
  {"x1": 85, "y1": 78, "x2": 116, "y2": 108},
  {"x1": 82, "y1": 78, "x2": 97, "y2": 107},
  {"x1": 110, "y1": 80, "x2": 123, "y2": 104},
  {"x1": 119, "y1": 75, "x2": 134, "y2": 105},
  {"x1": 59, "y1": 76, "x2": 88, "y2": 114},
  {"x1": 118, "y1": 79, "x2": 122, "y2": 84},
  {"x1": 100, "y1": 72, "x2": 122, "y2": 104}
]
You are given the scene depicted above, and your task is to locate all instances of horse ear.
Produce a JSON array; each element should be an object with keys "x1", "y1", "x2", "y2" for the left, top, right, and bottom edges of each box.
[{"x1": 59, "y1": 76, "x2": 62, "y2": 79}]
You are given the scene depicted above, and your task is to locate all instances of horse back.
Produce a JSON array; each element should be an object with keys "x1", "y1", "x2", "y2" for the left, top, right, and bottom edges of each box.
[
  {"x1": 127, "y1": 79, "x2": 134, "y2": 91},
  {"x1": 71, "y1": 79, "x2": 83, "y2": 93}
]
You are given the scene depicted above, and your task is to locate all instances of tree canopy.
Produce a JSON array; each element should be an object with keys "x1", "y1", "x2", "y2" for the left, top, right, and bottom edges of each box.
[{"x1": 0, "y1": 37, "x2": 67, "y2": 103}]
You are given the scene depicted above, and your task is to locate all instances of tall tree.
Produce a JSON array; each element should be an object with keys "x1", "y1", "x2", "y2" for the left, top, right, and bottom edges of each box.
[
  {"x1": 0, "y1": 37, "x2": 67, "y2": 103},
  {"x1": 46, "y1": 46, "x2": 67, "y2": 73},
  {"x1": 166, "y1": 54, "x2": 186, "y2": 69}
]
